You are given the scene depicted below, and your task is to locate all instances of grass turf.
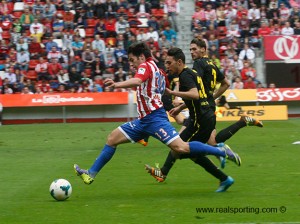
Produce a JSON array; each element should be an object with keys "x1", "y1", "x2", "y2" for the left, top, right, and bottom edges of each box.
[{"x1": 0, "y1": 119, "x2": 299, "y2": 224}]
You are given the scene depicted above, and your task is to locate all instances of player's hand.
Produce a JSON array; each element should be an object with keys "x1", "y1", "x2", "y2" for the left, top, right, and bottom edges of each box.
[
  {"x1": 104, "y1": 78, "x2": 115, "y2": 88},
  {"x1": 169, "y1": 107, "x2": 180, "y2": 117}
]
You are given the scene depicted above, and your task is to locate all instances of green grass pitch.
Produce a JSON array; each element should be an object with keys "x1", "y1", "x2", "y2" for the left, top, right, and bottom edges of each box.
[{"x1": 0, "y1": 119, "x2": 299, "y2": 224}]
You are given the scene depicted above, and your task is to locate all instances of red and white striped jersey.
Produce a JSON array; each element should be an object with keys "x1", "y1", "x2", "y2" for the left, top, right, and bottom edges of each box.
[{"x1": 134, "y1": 58, "x2": 166, "y2": 119}]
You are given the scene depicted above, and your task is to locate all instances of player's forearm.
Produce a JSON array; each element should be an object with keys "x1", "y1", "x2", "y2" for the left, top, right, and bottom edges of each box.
[
  {"x1": 171, "y1": 88, "x2": 199, "y2": 100},
  {"x1": 114, "y1": 78, "x2": 142, "y2": 88},
  {"x1": 213, "y1": 79, "x2": 230, "y2": 99}
]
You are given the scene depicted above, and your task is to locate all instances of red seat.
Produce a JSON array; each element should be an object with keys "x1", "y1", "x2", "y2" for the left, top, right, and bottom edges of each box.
[
  {"x1": 13, "y1": 11, "x2": 23, "y2": 19},
  {"x1": 87, "y1": 19, "x2": 98, "y2": 28},
  {"x1": 2, "y1": 30, "x2": 11, "y2": 39},
  {"x1": 25, "y1": 70, "x2": 37, "y2": 80},
  {"x1": 85, "y1": 28, "x2": 95, "y2": 37}
]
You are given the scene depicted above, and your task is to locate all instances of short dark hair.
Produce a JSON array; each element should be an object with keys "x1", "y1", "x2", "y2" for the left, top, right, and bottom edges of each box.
[
  {"x1": 167, "y1": 47, "x2": 185, "y2": 64},
  {"x1": 127, "y1": 42, "x2": 152, "y2": 58},
  {"x1": 190, "y1": 38, "x2": 207, "y2": 50}
]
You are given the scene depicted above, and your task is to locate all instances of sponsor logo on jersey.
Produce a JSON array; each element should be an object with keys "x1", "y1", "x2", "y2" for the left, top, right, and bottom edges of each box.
[{"x1": 138, "y1": 68, "x2": 146, "y2": 75}]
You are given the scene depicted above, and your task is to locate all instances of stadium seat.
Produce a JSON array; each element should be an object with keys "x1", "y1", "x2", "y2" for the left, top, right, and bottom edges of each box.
[
  {"x1": 25, "y1": 70, "x2": 37, "y2": 80},
  {"x1": 2, "y1": 31, "x2": 11, "y2": 39},
  {"x1": 13, "y1": 11, "x2": 23, "y2": 19},
  {"x1": 14, "y1": 2, "x2": 25, "y2": 11},
  {"x1": 85, "y1": 28, "x2": 95, "y2": 38},
  {"x1": 87, "y1": 19, "x2": 97, "y2": 28}
]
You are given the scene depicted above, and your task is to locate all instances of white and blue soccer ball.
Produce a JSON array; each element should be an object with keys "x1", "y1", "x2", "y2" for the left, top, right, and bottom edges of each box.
[{"x1": 49, "y1": 179, "x2": 72, "y2": 201}]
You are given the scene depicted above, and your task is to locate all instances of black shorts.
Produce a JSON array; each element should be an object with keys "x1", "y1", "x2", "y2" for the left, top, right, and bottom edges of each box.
[{"x1": 180, "y1": 113, "x2": 216, "y2": 143}]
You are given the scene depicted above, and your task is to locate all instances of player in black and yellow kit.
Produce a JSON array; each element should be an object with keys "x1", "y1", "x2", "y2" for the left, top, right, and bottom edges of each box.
[
  {"x1": 146, "y1": 40, "x2": 263, "y2": 192},
  {"x1": 145, "y1": 47, "x2": 237, "y2": 192}
]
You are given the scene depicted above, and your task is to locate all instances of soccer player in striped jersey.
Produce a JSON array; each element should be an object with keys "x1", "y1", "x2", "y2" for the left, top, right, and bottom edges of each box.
[{"x1": 74, "y1": 42, "x2": 241, "y2": 185}]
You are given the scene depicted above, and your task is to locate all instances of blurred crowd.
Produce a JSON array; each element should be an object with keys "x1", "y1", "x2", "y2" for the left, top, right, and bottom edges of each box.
[{"x1": 1, "y1": 0, "x2": 295, "y2": 95}]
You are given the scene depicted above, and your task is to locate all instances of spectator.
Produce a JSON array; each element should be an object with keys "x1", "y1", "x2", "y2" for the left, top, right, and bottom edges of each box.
[
  {"x1": 0, "y1": 0, "x2": 13, "y2": 15},
  {"x1": 134, "y1": 0, "x2": 151, "y2": 19},
  {"x1": 115, "y1": 16, "x2": 130, "y2": 35},
  {"x1": 4, "y1": 67, "x2": 17, "y2": 85},
  {"x1": 92, "y1": 35, "x2": 106, "y2": 60},
  {"x1": 294, "y1": 21, "x2": 300, "y2": 34},
  {"x1": 70, "y1": 56, "x2": 84, "y2": 74},
  {"x1": 94, "y1": 0, "x2": 106, "y2": 19},
  {"x1": 48, "y1": 58, "x2": 62, "y2": 81},
  {"x1": 47, "y1": 46, "x2": 62, "y2": 61},
  {"x1": 239, "y1": 43, "x2": 255, "y2": 64},
  {"x1": 16, "y1": 39, "x2": 29, "y2": 53},
  {"x1": 71, "y1": 36, "x2": 84, "y2": 56},
  {"x1": 44, "y1": 0, "x2": 57, "y2": 17},
  {"x1": 32, "y1": 0, "x2": 44, "y2": 15},
  {"x1": 64, "y1": 9, "x2": 75, "y2": 30},
  {"x1": 35, "y1": 57, "x2": 49, "y2": 81},
  {"x1": 147, "y1": 15, "x2": 160, "y2": 31},
  {"x1": 240, "y1": 61, "x2": 257, "y2": 82},
  {"x1": 281, "y1": 21, "x2": 294, "y2": 35},
  {"x1": 164, "y1": 0, "x2": 180, "y2": 32},
  {"x1": 68, "y1": 66, "x2": 82, "y2": 88},
  {"x1": 62, "y1": 29, "x2": 73, "y2": 52},
  {"x1": 57, "y1": 83, "x2": 69, "y2": 93},
  {"x1": 158, "y1": 33, "x2": 172, "y2": 49},
  {"x1": 12, "y1": 18, "x2": 22, "y2": 34},
  {"x1": 114, "y1": 66, "x2": 127, "y2": 82},
  {"x1": 248, "y1": 3, "x2": 260, "y2": 20},
  {"x1": 52, "y1": 16, "x2": 64, "y2": 39},
  {"x1": 136, "y1": 29, "x2": 150, "y2": 42},
  {"x1": 94, "y1": 19, "x2": 107, "y2": 38},
  {"x1": 114, "y1": 43, "x2": 127, "y2": 62},
  {"x1": 267, "y1": 1, "x2": 280, "y2": 25},
  {"x1": 279, "y1": 2, "x2": 290, "y2": 22},
  {"x1": 54, "y1": 0, "x2": 64, "y2": 11},
  {"x1": 29, "y1": 37, "x2": 43, "y2": 59},
  {"x1": 224, "y1": 64, "x2": 240, "y2": 84},
  {"x1": 105, "y1": 45, "x2": 116, "y2": 68},
  {"x1": 60, "y1": 49, "x2": 70, "y2": 69},
  {"x1": 162, "y1": 25, "x2": 177, "y2": 43},
  {"x1": 104, "y1": 0, "x2": 118, "y2": 19},
  {"x1": 36, "y1": 79, "x2": 51, "y2": 93},
  {"x1": 20, "y1": 8, "x2": 34, "y2": 31},
  {"x1": 45, "y1": 36, "x2": 59, "y2": 53},
  {"x1": 29, "y1": 18, "x2": 43, "y2": 35},
  {"x1": 243, "y1": 76, "x2": 257, "y2": 89},
  {"x1": 224, "y1": 3, "x2": 237, "y2": 28},
  {"x1": 21, "y1": 86, "x2": 34, "y2": 94},
  {"x1": 204, "y1": 4, "x2": 217, "y2": 27},
  {"x1": 216, "y1": 4, "x2": 226, "y2": 26},
  {"x1": 232, "y1": 54, "x2": 244, "y2": 71},
  {"x1": 16, "y1": 50, "x2": 30, "y2": 72},
  {"x1": 74, "y1": 8, "x2": 88, "y2": 29},
  {"x1": 232, "y1": 77, "x2": 244, "y2": 89},
  {"x1": 148, "y1": 26, "x2": 159, "y2": 42},
  {"x1": 226, "y1": 24, "x2": 241, "y2": 41},
  {"x1": 159, "y1": 14, "x2": 173, "y2": 31},
  {"x1": 82, "y1": 48, "x2": 95, "y2": 67},
  {"x1": 91, "y1": 56, "x2": 106, "y2": 78},
  {"x1": 57, "y1": 69, "x2": 70, "y2": 86},
  {"x1": 105, "y1": 17, "x2": 117, "y2": 38},
  {"x1": 84, "y1": 1, "x2": 94, "y2": 18},
  {"x1": 43, "y1": 5, "x2": 55, "y2": 20},
  {"x1": 270, "y1": 23, "x2": 282, "y2": 35}
]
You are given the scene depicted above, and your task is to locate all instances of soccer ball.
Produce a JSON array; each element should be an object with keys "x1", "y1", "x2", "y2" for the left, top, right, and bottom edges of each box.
[{"x1": 49, "y1": 179, "x2": 72, "y2": 201}]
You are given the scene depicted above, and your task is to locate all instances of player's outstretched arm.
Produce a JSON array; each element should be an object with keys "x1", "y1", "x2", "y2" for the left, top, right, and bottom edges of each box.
[{"x1": 104, "y1": 78, "x2": 142, "y2": 89}]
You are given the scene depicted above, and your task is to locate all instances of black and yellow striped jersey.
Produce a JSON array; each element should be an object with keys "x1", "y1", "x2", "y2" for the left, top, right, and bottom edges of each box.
[
  {"x1": 178, "y1": 67, "x2": 211, "y2": 121},
  {"x1": 192, "y1": 56, "x2": 225, "y2": 108}
]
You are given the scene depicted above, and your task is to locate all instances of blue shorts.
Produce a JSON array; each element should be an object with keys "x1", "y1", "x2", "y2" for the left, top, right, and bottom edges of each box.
[{"x1": 119, "y1": 108, "x2": 179, "y2": 145}]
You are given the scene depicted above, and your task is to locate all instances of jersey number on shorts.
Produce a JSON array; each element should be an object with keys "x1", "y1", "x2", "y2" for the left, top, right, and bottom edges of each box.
[{"x1": 155, "y1": 128, "x2": 168, "y2": 140}]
